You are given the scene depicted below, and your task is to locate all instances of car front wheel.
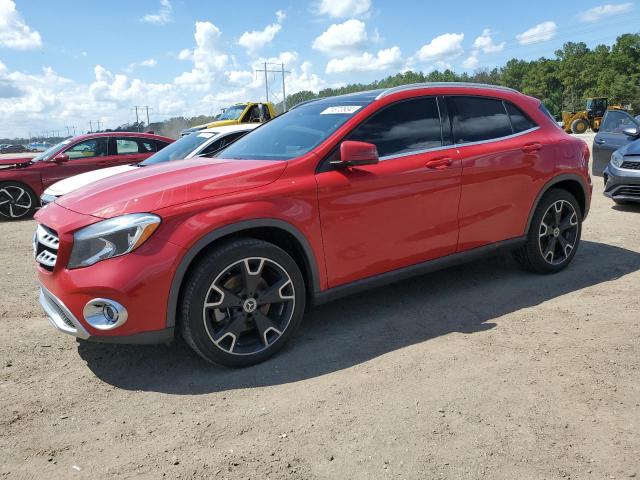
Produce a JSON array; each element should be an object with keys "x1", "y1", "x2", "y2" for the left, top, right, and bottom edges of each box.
[
  {"x1": 179, "y1": 238, "x2": 306, "y2": 367},
  {"x1": 0, "y1": 182, "x2": 37, "y2": 221},
  {"x1": 514, "y1": 189, "x2": 582, "y2": 274}
]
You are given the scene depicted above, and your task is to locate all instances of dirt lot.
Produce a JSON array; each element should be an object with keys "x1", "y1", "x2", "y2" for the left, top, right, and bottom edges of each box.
[{"x1": 1, "y1": 134, "x2": 639, "y2": 479}]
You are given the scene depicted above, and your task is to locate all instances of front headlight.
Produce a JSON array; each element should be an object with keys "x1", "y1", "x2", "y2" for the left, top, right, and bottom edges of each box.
[
  {"x1": 611, "y1": 151, "x2": 624, "y2": 168},
  {"x1": 68, "y1": 213, "x2": 161, "y2": 269}
]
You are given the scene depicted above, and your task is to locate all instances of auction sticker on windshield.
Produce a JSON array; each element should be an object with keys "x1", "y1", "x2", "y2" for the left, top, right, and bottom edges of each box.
[{"x1": 320, "y1": 106, "x2": 362, "y2": 115}]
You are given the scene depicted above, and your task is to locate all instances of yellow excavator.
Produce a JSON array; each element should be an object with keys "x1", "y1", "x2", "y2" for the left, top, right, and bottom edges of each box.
[{"x1": 562, "y1": 97, "x2": 625, "y2": 134}]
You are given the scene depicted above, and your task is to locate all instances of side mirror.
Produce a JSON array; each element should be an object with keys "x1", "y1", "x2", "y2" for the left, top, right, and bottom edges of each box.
[
  {"x1": 622, "y1": 127, "x2": 640, "y2": 138},
  {"x1": 52, "y1": 153, "x2": 69, "y2": 163},
  {"x1": 336, "y1": 141, "x2": 379, "y2": 168}
]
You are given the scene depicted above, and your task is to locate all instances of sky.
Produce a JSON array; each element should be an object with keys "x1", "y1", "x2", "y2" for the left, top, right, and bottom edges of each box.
[{"x1": 0, "y1": 0, "x2": 638, "y2": 138}]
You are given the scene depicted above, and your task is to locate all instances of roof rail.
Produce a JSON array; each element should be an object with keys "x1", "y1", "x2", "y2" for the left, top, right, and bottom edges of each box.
[{"x1": 376, "y1": 82, "x2": 519, "y2": 99}]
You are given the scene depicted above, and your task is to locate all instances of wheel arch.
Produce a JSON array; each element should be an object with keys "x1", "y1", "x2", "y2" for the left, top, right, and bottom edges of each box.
[
  {"x1": 166, "y1": 219, "x2": 321, "y2": 329},
  {"x1": 525, "y1": 174, "x2": 589, "y2": 234}
]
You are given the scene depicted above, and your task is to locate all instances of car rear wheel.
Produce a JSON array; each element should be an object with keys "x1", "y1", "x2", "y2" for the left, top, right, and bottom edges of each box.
[
  {"x1": 0, "y1": 182, "x2": 37, "y2": 221},
  {"x1": 514, "y1": 189, "x2": 582, "y2": 274},
  {"x1": 179, "y1": 238, "x2": 306, "y2": 367}
]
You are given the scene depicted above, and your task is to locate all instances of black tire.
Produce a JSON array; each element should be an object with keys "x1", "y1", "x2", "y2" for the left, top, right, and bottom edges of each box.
[
  {"x1": 179, "y1": 238, "x2": 306, "y2": 367},
  {"x1": 0, "y1": 181, "x2": 37, "y2": 221},
  {"x1": 571, "y1": 118, "x2": 589, "y2": 134},
  {"x1": 514, "y1": 189, "x2": 582, "y2": 274}
]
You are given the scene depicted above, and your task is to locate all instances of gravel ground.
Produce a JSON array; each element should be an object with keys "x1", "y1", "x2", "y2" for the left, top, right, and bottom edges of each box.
[{"x1": 1, "y1": 133, "x2": 639, "y2": 479}]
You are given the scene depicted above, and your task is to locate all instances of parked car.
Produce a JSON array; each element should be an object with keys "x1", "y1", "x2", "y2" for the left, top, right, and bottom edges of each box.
[
  {"x1": 0, "y1": 132, "x2": 173, "y2": 220},
  {"x1": 34, "y1": 83, "x2": 591, "y2": 367},
  {"x1": 0, "y1": 144, "x2": 28, "y2": 154},
  {"x1": 28, "y1": 142, "x2": 52, "y2": 152},
  {"x1": 603, "y1": 126, "x2": 640, "y2": 205},
  {"x1": 40, "y1": 124, "x2": 257, "y2": 205},
  {"x1": 592, "y1": 109, "x2": 640, "y2": 176},
  {"x1": 180, "y1": 102, "x2": 276, "y2": 136}
]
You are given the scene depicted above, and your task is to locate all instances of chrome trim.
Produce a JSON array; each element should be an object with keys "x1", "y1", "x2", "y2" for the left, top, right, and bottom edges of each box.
[
  {"x1": 376, "y1": 82, "x2": 518, "y2": 100},
  {"x1": 36, "y1": 224, "x2": 59, "y2": 250},
  {"x1": 376, "y1": 127, "x2": 540, "y2": 162},
  {"x1": 39, "y1": 285, "x2": 90, "y2": 339},
  {"x1": 83, "y1": 298, "x2": 128, "y2": 330},
  {"x1": 36, "y1": 250, "x2": 57, "y2": 267}
]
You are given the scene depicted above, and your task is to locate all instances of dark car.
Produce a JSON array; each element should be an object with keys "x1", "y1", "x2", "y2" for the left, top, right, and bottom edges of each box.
[
  {"x1": 0, "y1": 132, "x2": 173, "y2": 220},
  {"x1": 0, "y1": 144, "x2": 28, "y2": 154},
  {"x1": 603, "y1": 125, "x2": 640, "y2": 205},
  {"x1": 592, "y1": 110, "x2": 640, "y2": 176}
]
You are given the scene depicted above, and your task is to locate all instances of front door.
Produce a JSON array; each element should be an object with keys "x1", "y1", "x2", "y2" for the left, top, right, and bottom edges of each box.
[
  {"x1": 592, "y1": 110, "x2": 639, "y2": 175},
  {"x1": 316, "y1": 96, "x2": 462, "y2": 288},
  {"x1": 41, "y1": 136, "x2": 111, "y2": 189}
]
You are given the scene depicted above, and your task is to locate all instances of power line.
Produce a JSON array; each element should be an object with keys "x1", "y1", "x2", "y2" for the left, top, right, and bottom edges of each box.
[{"x1": 255, "y1": 63, "x2": 291, "y2": 111}]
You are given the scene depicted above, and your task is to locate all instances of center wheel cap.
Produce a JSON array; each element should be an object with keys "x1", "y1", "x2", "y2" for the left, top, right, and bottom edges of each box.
[
  {"x1": 243, "y1": 298, "x2": 257, "y2": 313},
  {"x1": 553, "y1": 227, "x2": 560, "y2": 237}
]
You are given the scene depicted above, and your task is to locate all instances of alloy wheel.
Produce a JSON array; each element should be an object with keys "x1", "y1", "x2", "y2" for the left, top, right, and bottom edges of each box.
[
  {"x1": 202, "y1": 257, "x2": 296, "y2": 356},
  {"x1": 0, "y1": 186, "x2": 32, "y2": 219},
  {"x1": 538, "y1": 200, "x2": 579, "y2": 266}
]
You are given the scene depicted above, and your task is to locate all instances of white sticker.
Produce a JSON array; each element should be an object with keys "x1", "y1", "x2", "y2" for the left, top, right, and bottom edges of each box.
[
  {"x1": 197, "y1": 133, "x2": 215, "y2": 138},
  {"x1": 320, "y1": 106, "x2": 362, "y2": 115}
]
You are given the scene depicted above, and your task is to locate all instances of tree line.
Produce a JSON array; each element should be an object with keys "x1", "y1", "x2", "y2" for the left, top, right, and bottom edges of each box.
[{"x1": 287, "y1": 33, "x2": 640, "y2": 118}]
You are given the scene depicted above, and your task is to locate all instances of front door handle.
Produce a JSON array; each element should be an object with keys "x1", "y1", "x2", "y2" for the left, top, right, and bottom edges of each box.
[
  {"x1": 425, "y1": 157, "x2": 453, "y2": 169},
  {"x1": 595, "y1": 138, "x2": 606, "y2": 145},
  {"x1": 521, "y1": 143, "x2": 542, "y2": 153}
]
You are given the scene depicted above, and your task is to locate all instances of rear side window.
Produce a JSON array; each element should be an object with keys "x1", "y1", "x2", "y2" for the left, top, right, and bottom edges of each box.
[
  {"x1": 155, "y1": 140, "x2": 171, "y2": 150},
  {"x1": 115, "y1": 138, "x2": 139, "y2": 155},
  {"x1": 138, "y1": 140, "x2": 157, "y2": 153},
  {"x1": 446, "y1": 96, "x2": 512, "y2": 144},
  {"x1": 505, "y1": 102, "x2": 537, "y2": 133},
  {"x1": 347, "y1": 97, "x2": 442, "y2": 158}
]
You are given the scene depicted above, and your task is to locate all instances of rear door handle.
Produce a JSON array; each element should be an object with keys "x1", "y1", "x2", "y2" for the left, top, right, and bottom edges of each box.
[
  {"x1": 521, "y1": 143, "x2": 542, "y2": 153},
  {"x1": 425, "y1": 157, "x2": 453, "y2": 169}
]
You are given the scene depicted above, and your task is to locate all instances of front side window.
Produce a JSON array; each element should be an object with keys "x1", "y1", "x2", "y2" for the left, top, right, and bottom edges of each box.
[
  {"x1": 199, "y1": 131, "x2": 249, "y2": 157},
  {"x1": 65, "y1": 138, "x2": 109, "y2": 159},
  {"x1": 347, "y1": 97, "x2": 442, "y2": 158},
  {"x1": 446, "y1": 96, "x2": 512, "y2": 144},
  {"x1": 600, "y1": 110, "x2": 638, "y2": 133},
  {"x1": 140, "y1": 132, "x2": 218, "y2": 166}
]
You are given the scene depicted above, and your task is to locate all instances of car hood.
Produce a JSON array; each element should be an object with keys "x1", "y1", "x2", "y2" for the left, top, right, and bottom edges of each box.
[
  {"x1": 56, "y1": 158, "x2": 287, "y2": 219},
  {"x1": 45, "y1": 164, "x2": 136, "y2": 197},
  {"x1": 619, "y1": 138, "x2": 640, "y2": 157},
  {"x1": 0, "y1": 157, "x2": 33, "y2": 169}
]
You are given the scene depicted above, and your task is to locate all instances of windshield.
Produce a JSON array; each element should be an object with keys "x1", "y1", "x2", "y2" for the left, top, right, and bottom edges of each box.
[
  {"x1": 141, "y1": 131, "x2": 218, "y2": 165},
  {"x1": 32, "y1": 139, "x2": 71, "y2": 161},
  {"x1": 218, "y1": 105, "x2": 246, "y2": 121},
  {"x1": 217, "y1": 100, "x2": 369, "y2": 160}
]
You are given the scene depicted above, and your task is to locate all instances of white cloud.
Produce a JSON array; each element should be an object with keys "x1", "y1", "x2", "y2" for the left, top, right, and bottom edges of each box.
[
  {"x1": 238, "y1": 23, "x2": 282, "y2": 55},
  {"x1": 142, "y1": 0, "x2": 173, "y2": 25},
  {"x1": 312, "y1": 19, "x2": 368, "y2": 56},
  {"x1": 462, "y1": 55, "x2": 479, "y2": 69},
  {"x1": 415, "y1": 33, "x2": 464, "y2": 62},
  {"x1": 578, "y1": 2, "x2": 633, "y2": 22},
  {"x1": 326, "y1": 46, "x2": 402, "y2": 73},
  {"x1": 276, "y1": 9, "x2": 286, "y2": 22},
  {"x1": 516, "y1": 21, "x2": 557, "y2": 45},
  {"x1": 317, "y1": 0, "x2": 371, "y2": 18},
  {"x1": 126, "y1": 58, "x2": 158, "y2": 71},
  {"x1": 0, "y1": 0, "x2": 42, "y2": 49},
  {"x1": 174, "y1": 21, "x2": 229, "y2": 88},
  {"x1": 473, "y1": 29, "x2": 505, "y2": 53}
]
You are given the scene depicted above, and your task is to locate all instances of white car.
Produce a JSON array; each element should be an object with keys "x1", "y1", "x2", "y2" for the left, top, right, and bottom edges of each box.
[{"x1": 40, "y1": 124, "x2": 258, "y2": 205}]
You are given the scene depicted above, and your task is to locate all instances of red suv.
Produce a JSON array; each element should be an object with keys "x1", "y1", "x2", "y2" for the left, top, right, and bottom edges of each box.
[
  {"x1": 0, "y1": 132, "x2": 173, "y2": 220},
  {"x1": 34, "y1": 83, "x2": 591, "y2": 366}
]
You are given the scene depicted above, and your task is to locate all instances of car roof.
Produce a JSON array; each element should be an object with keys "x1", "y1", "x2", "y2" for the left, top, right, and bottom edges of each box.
[
  {"x1": 201, "y1": 124, "x2": 259, "y2": 134},
  {"x1": 65, "y1": 131, "x2": 174, "y2": 142}
]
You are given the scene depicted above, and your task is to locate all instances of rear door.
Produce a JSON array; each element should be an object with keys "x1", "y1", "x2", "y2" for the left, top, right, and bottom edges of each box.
[
  {"x1": 592, "y1": 110, "x2": 639, "y2": 175},
  {"x1": 316, "y1": 96, "x2": 462, "y2": 287},
  {"x1": 111, "y1": 137, "x2": 157, "y2": 166},
  {"x1": 449, "y1": 95, "x2": 547, "y2": 251}
]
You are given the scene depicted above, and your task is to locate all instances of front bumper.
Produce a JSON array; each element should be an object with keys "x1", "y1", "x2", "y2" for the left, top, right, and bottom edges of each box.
[
  {"x1": 603, "y1": 164, "x2": 640, "y2": 202},
  {"x1": 39, "y1": 193, "x2": 58, "y2": 206}
]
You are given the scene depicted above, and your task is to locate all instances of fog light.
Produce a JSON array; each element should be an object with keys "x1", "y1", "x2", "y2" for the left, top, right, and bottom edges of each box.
[{"x1": 83, "y1": 299, "x2": 128, "y2": 330}]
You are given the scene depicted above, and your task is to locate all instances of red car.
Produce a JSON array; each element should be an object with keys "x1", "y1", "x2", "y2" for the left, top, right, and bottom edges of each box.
[
  {"x1": 34, "y1": 83, "x2": 592, "y2": 366},
  {"x1": 0, "y1": 132, "x2": 173, "y2": 220}
]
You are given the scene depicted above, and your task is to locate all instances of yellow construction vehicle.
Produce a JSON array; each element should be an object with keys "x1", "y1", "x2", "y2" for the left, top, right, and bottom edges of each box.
[{"x1": 562, "y1": 97, "x2": 625, "y2": 134}]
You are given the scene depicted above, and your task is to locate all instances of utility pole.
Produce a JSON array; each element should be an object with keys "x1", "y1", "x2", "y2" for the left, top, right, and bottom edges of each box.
[
  {"x1": 133, "y1": 106, "x2": 151, "y2": 131},
  {"x1": 255, "y1": 63, "x2": 291, "y2": 111},
  {"x1": 96, "y1": 120, "x2": 102, "y2": 131},
  {"x1": 89, "y1": 121, "x2": 93, "y2": 133}
]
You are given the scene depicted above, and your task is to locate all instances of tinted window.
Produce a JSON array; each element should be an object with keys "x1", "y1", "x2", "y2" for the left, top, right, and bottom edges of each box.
[
  {"x1": 199, "y1": 131, "x2": 248, "y2": 157},
  {"x1": 218, "y1": 99, "x2": 370, "y2": 161},
  {"x1": 138, "y1": 140, "x2": 157, "y2": 153},
  {"x1": 141, "y1": 132, "x2": 216, "y2": 165},
  {"x1": 505, "y1": 102, "x2": 537, "y2": 133},
  {"x1": 348, "y1": 97, "x2": 442, "y2": 157},
  {"x1": 600, "y1": 110, "x2": 638, "y2": 133},
  {"x1": 65, "y1": 138, "x2": 109, "y2": 159},
  {"x1": 446, "y1": 96, "x2": 512, "y2": 143}
]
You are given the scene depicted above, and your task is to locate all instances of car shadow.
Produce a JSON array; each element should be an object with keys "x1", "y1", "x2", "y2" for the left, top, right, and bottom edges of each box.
[
  {"x1": 78, "y1": 240, "x2": 640, "y2": 394},
  {"x1": 612, "y1": 203, "x2": 640, "y2": 212}
]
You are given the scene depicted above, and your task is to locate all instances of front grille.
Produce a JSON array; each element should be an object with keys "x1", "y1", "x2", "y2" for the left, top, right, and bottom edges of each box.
[
  {"x1": 615, "y1": 186, "x2": 640, "y2": 198},
  {"x1": 621, "y1": 161, "x2": 640, "y2": 170},
  {"x1": 34, "y1": 224, "x2": 59, "y2": 271}
]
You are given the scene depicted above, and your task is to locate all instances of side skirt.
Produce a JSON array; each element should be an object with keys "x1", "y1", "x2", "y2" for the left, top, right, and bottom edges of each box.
[{"x1": 311, "y1": 237, "x2": 526, "y2": 307}]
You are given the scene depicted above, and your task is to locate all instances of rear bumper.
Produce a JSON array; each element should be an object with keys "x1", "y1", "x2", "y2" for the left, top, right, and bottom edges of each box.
[{"x1": 603, "y1": 165, "x2": 640, "y2": 202}]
